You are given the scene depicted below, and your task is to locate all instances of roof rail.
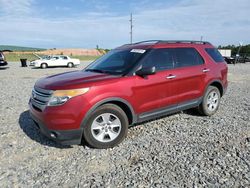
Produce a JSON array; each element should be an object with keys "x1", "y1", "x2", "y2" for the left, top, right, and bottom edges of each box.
[
  {"x1": 132, "y1": 40, "x2": 162, "y2": 45},
  {"x1": 119, "y1": 40, "x2": 161, "y2": 48},
  {"x1": 158, "y1": 40, "x2": 211, "y2": 45},
  {"x1": 131, "y1": 40, "x2": 210, "y2": 45}
]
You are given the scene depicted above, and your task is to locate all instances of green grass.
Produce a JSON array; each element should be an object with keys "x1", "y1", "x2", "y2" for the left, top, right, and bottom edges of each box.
[
  {"x1": 4, "y1": 53, "x2": 101, "y2": 62},
  {"x1": 0, "y1": 45, "x2": 46, "y2": 52},
  {"x1": 70, "y1": 55, "x2": 101, "y2": 61},
  {"x1": 4, "y1": 53, "x2": 38, "y2": 62}
]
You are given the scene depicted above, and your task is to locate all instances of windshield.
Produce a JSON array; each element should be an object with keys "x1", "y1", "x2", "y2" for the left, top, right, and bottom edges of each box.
[
  {"x1": 41, "y1": 56, "x2": 51, "y2": 60},
  {"x1": 85, "y1": 49, "x2": 147, "y2": 75}
]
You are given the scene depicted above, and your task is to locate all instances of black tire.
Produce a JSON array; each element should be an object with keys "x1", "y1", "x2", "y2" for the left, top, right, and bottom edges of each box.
[
  {"x1": 41, "y1": 63, "x2": 47, "y2": 69},
  {"x1": 83, "y1": 104, "x2": 128, "y2": 149},
  {"x1": 67, "y1": 62, "x2": 74, "y2": 68},
  {"x1": 198, "y1": 86, "x2": 221, "y2": 116}
]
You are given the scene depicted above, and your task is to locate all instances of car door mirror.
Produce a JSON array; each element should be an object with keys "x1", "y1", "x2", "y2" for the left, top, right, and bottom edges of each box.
[{"x1": 136, "y1": 66, "x2": 156, "y2": 77}]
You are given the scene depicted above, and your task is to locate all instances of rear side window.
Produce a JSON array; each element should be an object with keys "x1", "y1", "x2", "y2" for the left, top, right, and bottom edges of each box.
[
  {"x1": 142, "y1": 48, "x2": 174, "y2": 71},
  {"x1": 174, "y1": 48, "x2": 204, "y2": 68},
  {"x1": 205, "y1": 48, "x2": 224, "y2": 62}
]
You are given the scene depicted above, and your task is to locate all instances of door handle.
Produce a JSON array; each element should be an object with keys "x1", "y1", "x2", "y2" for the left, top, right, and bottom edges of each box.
[
  {"x1": 203, "y1": 68, "x2": 210, "y2": 73},
  {"x1": 166, "y1": 75, "x2": 176, "y2": 79}
]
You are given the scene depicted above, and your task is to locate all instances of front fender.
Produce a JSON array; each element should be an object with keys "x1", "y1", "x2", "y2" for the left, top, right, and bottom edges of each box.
[{"x1": 80, "y1": 97, "x2": 136, "y2": 128}]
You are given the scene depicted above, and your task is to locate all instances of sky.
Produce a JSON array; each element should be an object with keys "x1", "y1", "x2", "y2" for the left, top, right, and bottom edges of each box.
[{"x1": 0, "y1": 0, "x2": 250, "y2": 49}]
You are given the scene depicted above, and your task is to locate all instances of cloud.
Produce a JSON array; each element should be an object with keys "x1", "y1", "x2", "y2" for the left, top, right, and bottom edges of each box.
[
  {"x1": 0, "y1": 0, "x2": 34, "y2": 17},
  {"x1": 0, "y1": 0, "x2": 249, "y2": 48}
]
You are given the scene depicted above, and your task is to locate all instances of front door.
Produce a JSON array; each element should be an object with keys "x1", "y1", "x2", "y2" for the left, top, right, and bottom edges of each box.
[{"x1": 134, "y1": 48, "x2": 178, "y2": 114}]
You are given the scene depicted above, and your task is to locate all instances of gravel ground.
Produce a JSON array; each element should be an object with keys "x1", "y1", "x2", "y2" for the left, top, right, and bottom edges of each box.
[{"x1": 0, "y1": 62, "x2": 249, "y2": 187}]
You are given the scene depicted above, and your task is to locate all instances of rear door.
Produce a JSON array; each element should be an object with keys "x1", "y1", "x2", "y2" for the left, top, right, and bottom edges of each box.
[
  {"x1": 60, "y1": 56, "x2": 69, "y2": 66},
  {"x1": 171, "y1": 48, "x2": 206, "y2": 104}
]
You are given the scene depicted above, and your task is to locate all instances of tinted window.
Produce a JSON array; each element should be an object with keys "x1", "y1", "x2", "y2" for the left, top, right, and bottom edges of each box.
[
  {"x1": 61, "y1": 56, "x2": 68, "y2": 60},
  {"x1": 205, "y1": 48, "x2": 224, "y2": 62},
  {"x1": 175, "y1": 48, "x2": 204, "y2": 68},
  {"x1": 142, "y1": 48, "x2": 174, "y2": 71}
]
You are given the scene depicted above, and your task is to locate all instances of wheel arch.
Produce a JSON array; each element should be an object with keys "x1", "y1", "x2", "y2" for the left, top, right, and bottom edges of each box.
[
  {"x1": 80, "y1": 97, "x2": 136, "y2": 128},
  {"x1": 41, "y1": 62, "x2": 48, "y2": 67},
  {"x1": 206, "y1": 80, "x2": 224, "y2": 97}
]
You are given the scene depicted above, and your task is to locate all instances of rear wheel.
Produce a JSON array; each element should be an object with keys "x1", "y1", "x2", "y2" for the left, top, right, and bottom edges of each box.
[
  {"x1": 67, "y1": 62, "x2": 74, "y2": 68},
  {"x1": 41, "y1": 63, "x2": 47, "y2": 69},
  {"x1": 83, "y1": 104, "x2": 128, "y2": 149},
  {"x1": 198, "y1": 86, "x2": 221, "y2": 116}
]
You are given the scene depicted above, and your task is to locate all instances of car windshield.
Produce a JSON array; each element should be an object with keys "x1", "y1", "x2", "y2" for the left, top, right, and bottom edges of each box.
[
  {"x1": 41, "y1": 56, "x2": 51, "y2": 60},
  {"x1": 85, "y1": 49, "x2": 147, "y2": 75}
]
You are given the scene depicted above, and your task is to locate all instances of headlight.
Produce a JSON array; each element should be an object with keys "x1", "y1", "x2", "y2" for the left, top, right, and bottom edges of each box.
[{"x1": 47, "y1": 88, "x2": 89, "y2": 106}]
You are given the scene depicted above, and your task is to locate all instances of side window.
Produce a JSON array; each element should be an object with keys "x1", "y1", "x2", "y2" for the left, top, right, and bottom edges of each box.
[
  {"x1": 205, "y1": 48, "x2": 224, "y2": 63},
  {"x1": 142, "y1": 48, "x2": 174, "y2": 71},
  {"x1": 52, "y1": 57, "x2": 59, "y2": 60},
  {"x1": 61, "y1": 56, "x2": 68, "y2": 60},
  {"x1": 174, "y1": 48, "x2": 204, "y2": 68}
]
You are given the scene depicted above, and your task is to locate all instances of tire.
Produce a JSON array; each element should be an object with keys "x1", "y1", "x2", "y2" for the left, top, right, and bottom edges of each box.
[
  {"x1": 83, "y1": 104, "x2": 128, "y2": 149},
  {"x1": 41, "y1": 63, "x2": 47, "y2": 69},
  {"x1": 67, "y1": 62, "x2": 74, "y2": 68},
  {"x1": 198, "y1": 86, "x2": 221, "y2": 116}
]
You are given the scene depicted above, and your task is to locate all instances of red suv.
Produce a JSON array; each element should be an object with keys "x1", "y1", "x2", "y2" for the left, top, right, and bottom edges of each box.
[{"x1": 29, "y1": 40, "x2": 228, "y2": 148}]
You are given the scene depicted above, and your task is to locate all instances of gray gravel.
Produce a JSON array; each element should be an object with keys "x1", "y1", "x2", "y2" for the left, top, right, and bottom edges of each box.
[{"x1": 0, "y1": 62, "x2": 249, "y2": 187}]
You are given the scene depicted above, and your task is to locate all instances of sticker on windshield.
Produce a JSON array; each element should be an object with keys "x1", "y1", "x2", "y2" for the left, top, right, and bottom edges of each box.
[{"x1": 130, "y1": 49, "x2": 146, "y2": 54}]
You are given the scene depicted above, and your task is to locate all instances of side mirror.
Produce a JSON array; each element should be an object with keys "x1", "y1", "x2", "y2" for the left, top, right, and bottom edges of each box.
[{"x1": 136, "y1": 66, "x2": 156, "y2": 77}]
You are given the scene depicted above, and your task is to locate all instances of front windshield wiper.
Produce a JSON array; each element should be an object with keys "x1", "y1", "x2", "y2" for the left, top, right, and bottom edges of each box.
[
  {"x1": 85, "y1": 68, "x2": 122, "y2": 75},
  {"x1": 85, "y1": 69, "x2": 107, "y2": 74}
]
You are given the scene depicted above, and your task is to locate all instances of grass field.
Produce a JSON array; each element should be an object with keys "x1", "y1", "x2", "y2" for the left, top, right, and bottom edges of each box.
[
  {"x1": 0, "y1": 45, "x2": 46, "y2": 52},
  {"x1": 4, "y1": 53, "x2": 100, "y2": 62}
]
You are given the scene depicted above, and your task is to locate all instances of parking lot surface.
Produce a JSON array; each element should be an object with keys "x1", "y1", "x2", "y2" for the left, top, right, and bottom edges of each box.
[{"x1": 0, "y1": 62, "x2": 249, "y2": 187}]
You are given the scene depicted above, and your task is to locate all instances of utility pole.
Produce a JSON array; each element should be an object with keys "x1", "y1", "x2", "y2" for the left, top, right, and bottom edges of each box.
[
  {"x1": 234, "y1": 42, "x2": 243, "y2": 65},
  {"x1": 129, "y1": 13, "x2": 133, "y2": 44},
  {"x1": 200, "y1": 36, "x2": 203, "y2": 42}
]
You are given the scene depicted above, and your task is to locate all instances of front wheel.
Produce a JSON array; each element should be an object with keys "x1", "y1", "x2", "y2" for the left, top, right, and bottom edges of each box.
[
  {"x1": 83, "y1": 104, "x2": 128, "y2": 149},
  {"x1": 198, "y1": 86, "x2": 221, "y2": 116},
  {"x1": 41, "y1": 63, "x2": 47, "y2": 69}
]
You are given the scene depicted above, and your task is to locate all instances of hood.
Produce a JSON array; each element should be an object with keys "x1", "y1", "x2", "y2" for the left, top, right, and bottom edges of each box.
[
  {"x1": 31, "y1": 59, "x2": 42, "y2": 63},
  {"x1": 35, "y1": 70, "x2": 119, "y2": 90}
]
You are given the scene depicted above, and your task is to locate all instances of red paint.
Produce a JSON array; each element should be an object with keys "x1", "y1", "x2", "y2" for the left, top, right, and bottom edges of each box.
[{"x1": 30, "y1": 42, "x2": 228, "y2": 131}]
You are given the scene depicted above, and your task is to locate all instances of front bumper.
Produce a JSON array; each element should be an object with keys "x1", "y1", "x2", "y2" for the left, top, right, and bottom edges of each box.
[{"x1": 29, "y1": 103, "x2": 83, "y2": 145}]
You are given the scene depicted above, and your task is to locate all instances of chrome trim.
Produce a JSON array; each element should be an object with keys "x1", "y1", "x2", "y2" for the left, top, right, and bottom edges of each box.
[
  {"x1": 166, "y1": 75, "x2": 176, "y2": 79},
  {"x1": 31, "y1": 87, "x2": 53, "y2": 111},
  {"x1": 203, "y1": 68, "x2": 210, "y2": 73}
]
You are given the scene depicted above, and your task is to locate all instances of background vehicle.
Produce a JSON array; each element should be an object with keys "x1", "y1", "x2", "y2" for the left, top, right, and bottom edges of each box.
[
  {"x1": 0, "y1": 51, "x2": 8, "y2": 67},
  {"x1": 223, "y1": 56, "x2": 235, "y2": 64},
  {"x1": 30, "y1": 55, "x2": 80, "y2": 68},
  {"x1": 29, "y1": 40, "x2": 228, "y2": 149},
  {"x1": 232, "y1": 55, "x2": 250, "y2": 64}
]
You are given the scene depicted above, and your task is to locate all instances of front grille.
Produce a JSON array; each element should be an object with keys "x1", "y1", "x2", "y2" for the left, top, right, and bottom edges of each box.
[{"x1": 31, "y1": 87, "x2": 53, "y2": 111}]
